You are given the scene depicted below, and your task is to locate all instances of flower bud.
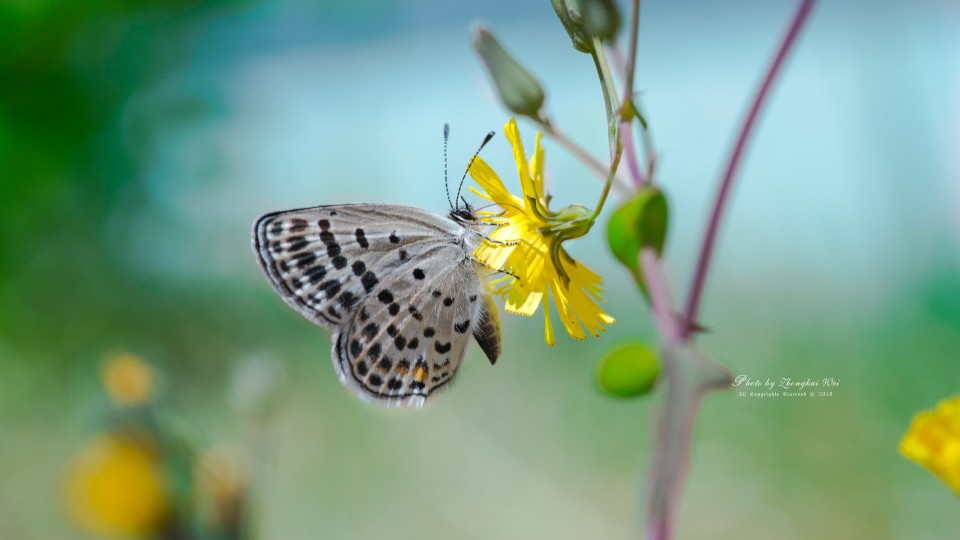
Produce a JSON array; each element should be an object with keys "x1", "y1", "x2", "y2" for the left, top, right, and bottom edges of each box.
[
  {"x1": 597, "y1": 342, "x2": 660, "y2": 398},
  {"x1": 581, "y1": 0, "x2": 621, "y2": 42},
  {"x1": 607, "y1": 186, "x2": 669, "y2": 275},
  {"x1": 550, "y1": 0, "x2": 593, "y2": 53},
  {"x1": 472, "y1": 25, "x2": 546, "y2": 120}
]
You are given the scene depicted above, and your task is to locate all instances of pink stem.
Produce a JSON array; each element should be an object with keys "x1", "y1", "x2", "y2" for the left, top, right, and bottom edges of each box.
[
  {"x1": 621, "y1": 119, "x2": 646, "y2": 187},
  {"x1": 644, "y1": 3, "x2": 815, "y2": 539},
  {"x1": 681, "y1": 0, "x2": 815, "y2": 338}
]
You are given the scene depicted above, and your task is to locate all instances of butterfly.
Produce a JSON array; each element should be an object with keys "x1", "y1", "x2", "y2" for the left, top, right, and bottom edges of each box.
[{"x1": 251, "y1": 127, "x2": 503, "y2": 408}]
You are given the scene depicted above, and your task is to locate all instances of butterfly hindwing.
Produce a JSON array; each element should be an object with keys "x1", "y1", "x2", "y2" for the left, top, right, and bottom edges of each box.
[{"x1": 333, "y1": 249, "x2": 489, "y2": 406}]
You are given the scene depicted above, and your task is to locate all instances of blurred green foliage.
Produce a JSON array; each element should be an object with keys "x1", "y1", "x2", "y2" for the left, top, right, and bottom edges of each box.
[{"x1": 0, "y1": 0, "x2": 257, "y2": 359}]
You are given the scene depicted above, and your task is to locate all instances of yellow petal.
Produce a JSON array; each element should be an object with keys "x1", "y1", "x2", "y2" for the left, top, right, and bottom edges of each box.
[
  {"x1": 504, "y1": 288, "x2": 542, "y2": 316},
  {"x1": 900, "y1": 396, "x2": 960, "y2": 494},
  {"x1": 469, "y1": 157, "x2": 512, "y2": 205},
  {"x1": 530, "y1": 131, "x2": 546, "y2": 199},
  {"x1": 543, "y1": 289, "x2": 556, "y2": 346}
]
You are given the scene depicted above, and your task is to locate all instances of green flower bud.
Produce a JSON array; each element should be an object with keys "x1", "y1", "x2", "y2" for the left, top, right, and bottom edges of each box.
[
  {"x1": 581, "y1": 0, "x2": 621, "y2": 42},
  {"x1": 597, "y1": 342, "x2": 660, "y2": 398},
  {"x1": 550, "y1": 0, "x2": 593, "y2": 53},
  {"x1": 607, "y1": 186, "x2": 669, "y2": 275},
  {"x1": 607, "y1": 186, "x2": 669, "y2": 300},
  {"x1": 472, "y1": 26, "x2": 546, "y2": 120}
]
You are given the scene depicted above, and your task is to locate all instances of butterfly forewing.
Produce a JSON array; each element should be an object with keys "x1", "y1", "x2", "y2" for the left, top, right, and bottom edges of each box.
[
  {"x1": 252, "y1": 203, "x2": 501, "y2": 407},
  {"x1": 254, "y1": 204, "x2": 464, "y2": 327}
]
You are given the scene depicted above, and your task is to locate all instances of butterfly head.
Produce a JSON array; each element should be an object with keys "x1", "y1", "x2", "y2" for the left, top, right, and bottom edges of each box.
[{"x1": 449, "y1": 205, "x2": 476, "y2": 225}]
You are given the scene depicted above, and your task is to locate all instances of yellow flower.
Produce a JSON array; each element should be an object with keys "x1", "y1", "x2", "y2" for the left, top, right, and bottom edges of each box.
[
  {"x1": 899, "y1": 395, "x2": 960, "y2": 494},
  {"x1": 101, "y1": 353, "x2": 154, "y2": 406},
  {"x1": 469, "y1": 118, "x2": 614, "y2": 346},
  {"x1": 66, "y1": 434, "x2": 170, "y2": 537}
]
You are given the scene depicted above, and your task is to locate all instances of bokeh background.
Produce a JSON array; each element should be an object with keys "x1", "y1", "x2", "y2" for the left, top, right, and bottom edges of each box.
[{"x1": 2, "y1": 0, "x2": 959, "y2": 538}]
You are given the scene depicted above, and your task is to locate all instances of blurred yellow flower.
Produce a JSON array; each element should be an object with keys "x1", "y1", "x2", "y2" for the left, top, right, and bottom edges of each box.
[
  {"x1": 66, "y1": 434, "x2": 170, "y2": 537},
  {"x1": 101, "y1": 353, "x2": 154, "y2": 406},
  {"x1": 469, "y1": 118, "x2": 614, "y2": 346},
  {"x1": 899, "y1": 395, "x2": 960, "y2": 494}
]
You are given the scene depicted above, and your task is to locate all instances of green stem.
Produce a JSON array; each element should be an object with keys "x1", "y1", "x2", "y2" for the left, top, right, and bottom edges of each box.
[
  {"x1": 592, "y1": 39, "x2": 621, "y2": 158},
  {"x1": 590, "y1": 37, "x2": 624, "y2": 221},
  {"x1": 591, "y1": 144, "x2": 621, "y2": 221}
]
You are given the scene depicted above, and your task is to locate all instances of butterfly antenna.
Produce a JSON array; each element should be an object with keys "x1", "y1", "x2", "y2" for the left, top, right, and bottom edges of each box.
[
  {"x1": 456, "y1": 130, "x2": 495, "y2": 210},
  {"x1": 444, "y1": 123, "x2": 454, "y2": 211}
]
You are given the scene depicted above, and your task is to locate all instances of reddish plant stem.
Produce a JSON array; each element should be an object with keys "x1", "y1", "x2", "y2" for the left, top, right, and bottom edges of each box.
[
  {"x1": 644, "y1": 3, "x2": 816, "y2": 539},
  {"x1": 619, "y1": 0, "x2": 645, "y2": 187},
  {"x1": 621, "y1": 116, "x2": 646, "y2": 187},
  {"x1": 681, "y1": 0, "x2": 815, "y2": 338}
]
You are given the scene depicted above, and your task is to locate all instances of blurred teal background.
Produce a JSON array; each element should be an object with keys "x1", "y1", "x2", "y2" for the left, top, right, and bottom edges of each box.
[{"x1": 2, "y1": 0, "x2": 959, "y2": 538}]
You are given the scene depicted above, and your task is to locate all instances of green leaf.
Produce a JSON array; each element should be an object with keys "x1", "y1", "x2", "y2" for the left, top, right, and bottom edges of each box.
[
  {"x1": 606, "y1": 186, "x2": 668, "y2": 276},
  {"x1": 632, "y1": 97, "x2": 649, "y2": 131},
  {"x1": 597, "y1": 342, "x2": 660, "y2": 398},
  {"x1": 472, "y1": 25, "x2": 546, "y2": 120}
]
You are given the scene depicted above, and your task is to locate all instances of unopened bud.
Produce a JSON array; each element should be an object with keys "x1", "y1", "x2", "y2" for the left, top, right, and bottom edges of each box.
[
  {"x1": 581, "y1": 0, "x2": 621, "y2": 42},
  {"x1": 472, "y1": 25, "x2": 546, "y2": 120}
]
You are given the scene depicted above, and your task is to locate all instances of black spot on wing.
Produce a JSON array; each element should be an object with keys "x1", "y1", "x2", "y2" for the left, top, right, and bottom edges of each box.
[
  {"x1": 361, "y1": 272, "x2": 379, "y2": 293},
  {"x1": 291, "y1": 251, "x2": 317, "y2": 269},
  {"x1": 287, "y1": 237, "x2": 308, "y2": 252},
  {"x1": 338, "y1": 291, "x2": 359, "y2": 309},
  {"x1": 320, "y1": 280, "x2": 341, "y2": 298},
  {"x1": 289, "y1": 218, "x2": 308, "y2": 232},
  {"x1": 355, "y1": 228, "x2": 369, "y2": 248},
  {"x1": 304, "y1": 266, "x2": 327, "y2": 284}
]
